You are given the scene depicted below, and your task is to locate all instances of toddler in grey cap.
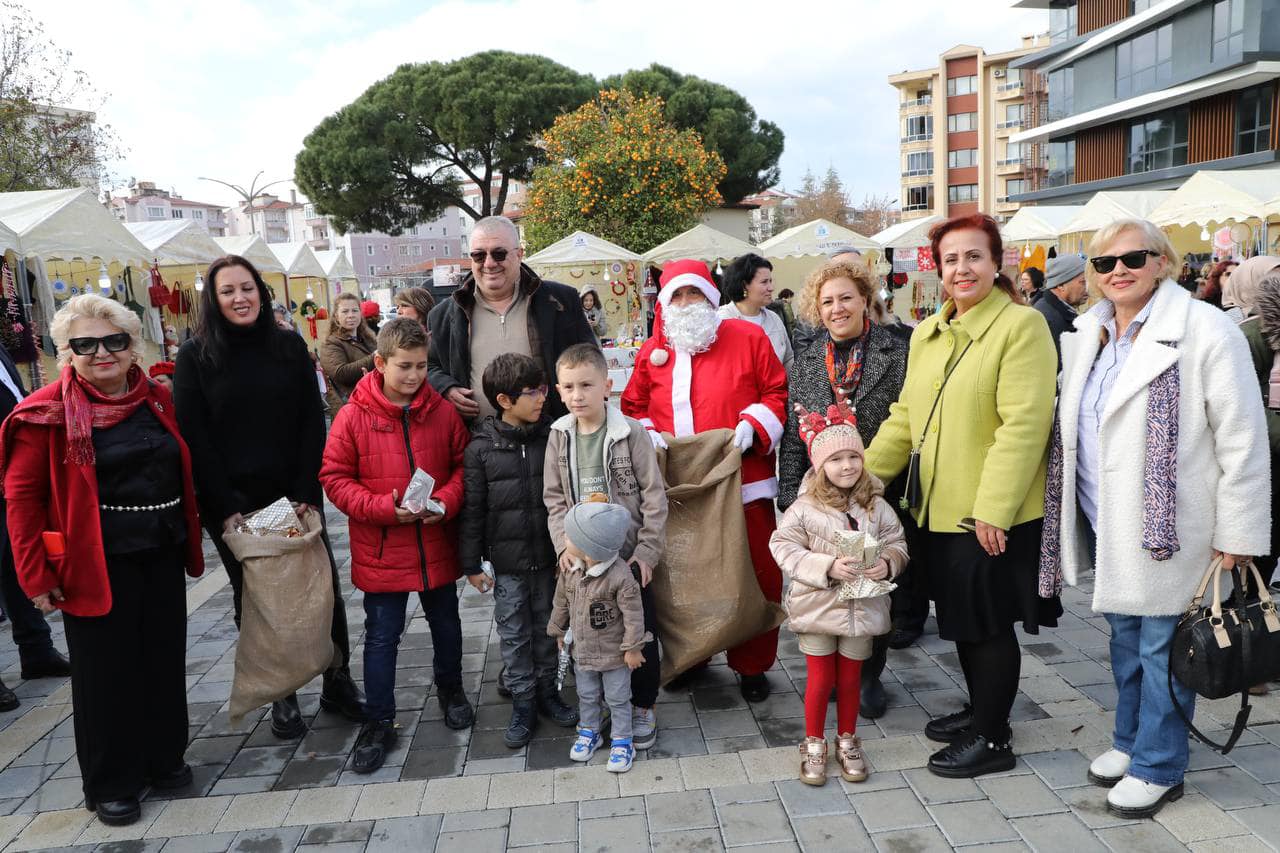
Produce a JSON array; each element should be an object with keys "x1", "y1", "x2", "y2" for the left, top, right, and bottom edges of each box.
[{"x1": 548, "y1": 501, "x2": 651, "y2": 773}]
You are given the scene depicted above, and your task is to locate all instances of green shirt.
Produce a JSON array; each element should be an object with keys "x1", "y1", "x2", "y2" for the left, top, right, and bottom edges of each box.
[{"x1": 575, "y1": 423, "x2": 608, "y2": 499}]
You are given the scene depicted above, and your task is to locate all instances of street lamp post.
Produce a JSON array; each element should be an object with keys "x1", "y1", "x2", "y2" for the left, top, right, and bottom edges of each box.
[{"x1": 198, "y1": 171, "x2": 288, "y2": 236}]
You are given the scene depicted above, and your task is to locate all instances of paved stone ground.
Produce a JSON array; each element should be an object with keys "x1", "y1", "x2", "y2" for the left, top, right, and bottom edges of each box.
[{"x1": 0, "y1": 506, "x2": 1276, "y2": 851}]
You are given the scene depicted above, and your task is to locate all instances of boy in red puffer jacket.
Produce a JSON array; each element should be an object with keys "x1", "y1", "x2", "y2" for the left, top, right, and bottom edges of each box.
[{"x1": 320, "y1": 318, "x2": 482, "y2": 774}]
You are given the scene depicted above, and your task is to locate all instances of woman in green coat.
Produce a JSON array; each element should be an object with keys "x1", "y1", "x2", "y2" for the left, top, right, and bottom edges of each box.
[{"x1": 865, "y1": 213, "x2": 1061, "y2": 779}]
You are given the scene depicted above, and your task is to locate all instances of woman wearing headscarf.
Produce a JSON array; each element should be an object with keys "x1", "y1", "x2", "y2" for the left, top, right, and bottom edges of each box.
[
  {"x1": 1222, "y1": 255, "x2": 1280, "y2": 325},
  {"x1": 1, "y1": 294, "x2": 202, "y2": 825}
]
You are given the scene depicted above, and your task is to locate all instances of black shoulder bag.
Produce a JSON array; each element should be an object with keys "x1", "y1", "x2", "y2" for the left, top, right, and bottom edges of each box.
[{"x1": 900, "y1": 341, "x2": 973, "y2": 511}]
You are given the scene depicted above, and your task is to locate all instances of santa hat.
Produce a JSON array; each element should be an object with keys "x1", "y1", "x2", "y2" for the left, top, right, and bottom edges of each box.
[
  {"x1": 796, "y1": 403, "x2": 863, "y2": 471},
  {"x1": 148, "y1": 361, "x2": 175, "y2": 380},
  {"x1": 360, "y1": 300, "x2": 381, "y2": 319},
  {"x1": 648, "y1": 259, "x2": 720, "y2": 366}
]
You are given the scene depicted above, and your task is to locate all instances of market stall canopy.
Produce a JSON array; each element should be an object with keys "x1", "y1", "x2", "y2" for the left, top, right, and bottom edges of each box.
[
  {"x1": 314, "y1": 248, "x2": 357, "y2": 279},
  {"x1": 1148, "y1": 168, "x2": 1280, "y2": 227},
  {"x1": 1001, "y1": 205, "x2": 1086, "y2": 242},
  {"x1": 0, "y1": 218, "x2": 17, "y2": 255},
  {"x1": 1059, "y1": 191, "x2": 1173, "y2": 235},
  {"x1": 212, "y1": 234, "x2": 286, "y2": 274},
  {"x1": 269, "y1": 241, "x2": 326, "y2": 278},
  {"x1": 642, "y1": 224, "x2": 757, "y2": 265},
  {"x1": 0, "y1": 188, "x2": 151, "y2": 264},
  {"x1": 527, "y1": 230, "x2": 642, "y2": 265},
  {"x1": 758, "y1": 218, "x2": 879, "y2": 257},
  {"x1": 125, "y1": 219, "x2": 224, "y2": 267},
  {"x1": 872, "y1": 215, "x2": 944, "y2": 249}
]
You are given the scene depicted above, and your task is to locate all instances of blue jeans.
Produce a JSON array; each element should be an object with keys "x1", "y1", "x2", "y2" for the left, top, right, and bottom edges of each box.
[
  {"x1": 362, "y1": 584, "x2": 463, "y2": 723},
  {"x1": 1103, "y1": 612, "x2": 1196, "y2": 786}
]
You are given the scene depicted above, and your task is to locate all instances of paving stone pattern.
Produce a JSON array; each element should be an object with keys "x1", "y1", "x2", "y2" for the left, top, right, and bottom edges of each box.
[{"x1": 0, "y1": 507, "x2": 1276, "y2": 850}]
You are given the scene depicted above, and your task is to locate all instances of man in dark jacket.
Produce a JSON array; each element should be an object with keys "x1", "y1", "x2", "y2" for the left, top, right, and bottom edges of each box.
[
  {"x1": 1035, "y1": 254, "x2": 1089, "y2": 367},
  {"x1": 428, "y1": 216, "x2": 597, "y2": 422},
  {"x1": 0, "y1": 347, "x2": 72, "y2": 711}
]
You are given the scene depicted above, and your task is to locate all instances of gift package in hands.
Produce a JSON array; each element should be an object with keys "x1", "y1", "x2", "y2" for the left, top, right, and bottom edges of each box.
[
  {"x1": 402, "y1": 469, "x2": 445, "y2": 515},
  {"x1": 237, "y1": 497, "x2": 306, "y2": 537},
  {"x1": 833, "y1": 529, "x2": 897, "y2": 601}
]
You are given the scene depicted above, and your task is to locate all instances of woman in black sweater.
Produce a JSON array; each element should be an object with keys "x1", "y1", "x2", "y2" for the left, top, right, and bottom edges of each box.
[{"x1": 174, "y1": 255, "x2": 363, "y2": 737}]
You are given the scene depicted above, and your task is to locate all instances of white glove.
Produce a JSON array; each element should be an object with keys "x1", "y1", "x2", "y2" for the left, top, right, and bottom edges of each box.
[
  {"x1": 647, "y1": 429, "x2": 669, "y2": 450},
  {"x1": 733, "y1": 420, "x2": 755, "y2": 452}
]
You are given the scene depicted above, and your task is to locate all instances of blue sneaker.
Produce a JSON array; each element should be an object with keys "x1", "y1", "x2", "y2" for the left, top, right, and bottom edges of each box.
[
  {"x1": 570, "y1": 728, "x2": 601, "y2": 762},
  {"x1": 606, "y1": 739, "x2": 635, "y2": 773}
]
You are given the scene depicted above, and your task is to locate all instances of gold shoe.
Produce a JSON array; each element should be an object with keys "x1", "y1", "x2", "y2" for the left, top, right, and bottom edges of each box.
[
  {"x1": 836, "y1": 732, "x2": 867, "y2": 783},
  {"x1": 799, "y1": 736, "x2": 828, "y2": 786}
]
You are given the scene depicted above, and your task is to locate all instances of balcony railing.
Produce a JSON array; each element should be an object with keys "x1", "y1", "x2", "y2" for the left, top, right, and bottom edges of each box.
[
  {"x1": 902, "y1": 202, "x2": 933, "y2": 213},
  {"x1": 900, "y1": 96, "x2": 932, "y2": 110},
  {"x1": 901, "y1": 168, "x2": 934, "y2": 178},
  {"x1": 901, "y1": 133, "x2": 933, "y2": 143},
  {"x1": 996, "y1": 119, "x2": 1023, "y2": 130},
  {"x1": 996, "y1": 81, "x2": 1022, "y2": 93}
]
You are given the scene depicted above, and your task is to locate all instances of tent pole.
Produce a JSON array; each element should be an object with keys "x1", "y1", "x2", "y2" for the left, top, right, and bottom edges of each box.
[{"x1": 15, "y1": 257, "x2": 37, "y2": 388}]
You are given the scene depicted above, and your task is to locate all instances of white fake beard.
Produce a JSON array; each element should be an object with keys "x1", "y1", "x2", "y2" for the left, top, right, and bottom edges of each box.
[{"x1": 663, "y1": 300, "x2": 719, "y2": 354}]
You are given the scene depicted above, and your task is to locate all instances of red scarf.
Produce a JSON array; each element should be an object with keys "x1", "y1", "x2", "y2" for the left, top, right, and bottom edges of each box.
[{"x1": 6, "y1": 365, "x2": 152, "y2": 466}]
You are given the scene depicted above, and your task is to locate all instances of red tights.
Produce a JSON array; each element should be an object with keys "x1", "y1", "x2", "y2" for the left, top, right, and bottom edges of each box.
[{"x1": 804, "y1": 653, "x2": 862, "y2": 738}]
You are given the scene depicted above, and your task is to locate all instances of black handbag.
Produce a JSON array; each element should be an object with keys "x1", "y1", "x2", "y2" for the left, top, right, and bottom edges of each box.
[
  {"x1": 1168, "y1": 557, "x2": 1280, "y2": 754},
  {"x1": 900, "y1": 341, "x2": 972, "y2": 512}
]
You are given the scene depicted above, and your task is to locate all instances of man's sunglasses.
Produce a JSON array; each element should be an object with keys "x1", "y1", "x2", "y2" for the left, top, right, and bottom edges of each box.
[
  {"x1": 68, "y1": 333, "x2": 131, "y2": 356},
  {"x1": 469, "y1": 248, "x2": 511, "y2": 264},
  {"x1": 1089, "y1": 250, "x2": 1158, "y2": 274}
]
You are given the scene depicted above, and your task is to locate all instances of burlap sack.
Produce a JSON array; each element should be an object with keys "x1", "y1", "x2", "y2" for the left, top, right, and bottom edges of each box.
[
  {"x1": 654, "y1": 430, "x2": 786, "y2": 684},
  {"x1": 225, "y1": 506, "x2": 339, "y2": 724}
]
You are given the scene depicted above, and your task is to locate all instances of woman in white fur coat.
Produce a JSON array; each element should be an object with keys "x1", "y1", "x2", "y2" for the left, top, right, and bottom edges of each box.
[{"x1": 1039, "y1": 218, "x2": 1270, "y2": 821}]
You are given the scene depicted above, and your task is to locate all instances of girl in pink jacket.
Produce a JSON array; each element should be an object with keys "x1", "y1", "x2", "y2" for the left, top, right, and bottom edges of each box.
[{"x1": 769, "y1": 404, "x2": 908, "y2": 787}]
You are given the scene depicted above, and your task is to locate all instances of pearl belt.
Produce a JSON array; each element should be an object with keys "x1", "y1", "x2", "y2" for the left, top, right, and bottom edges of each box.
[{"x1": 99, "y1": 497, "x2": 181, "y2": 512}]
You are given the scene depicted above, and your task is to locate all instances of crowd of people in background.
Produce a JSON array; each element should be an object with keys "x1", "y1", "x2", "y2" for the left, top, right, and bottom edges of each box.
[{"x1": 0, "y1": 210, "x2": 1272, "y2": 828}]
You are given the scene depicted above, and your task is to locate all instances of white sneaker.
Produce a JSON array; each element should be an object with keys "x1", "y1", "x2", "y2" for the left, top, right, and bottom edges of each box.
[
  {"x1": 632, "y1": 706, "x2": 657, "y2": 750},
  {"x1": 569, "y1": 729, "x2": 601, "y2": 762},
  {"x1": 1088, "y1": 749, "x2": 1131, "y2": 787},
  {"x1": 606, "y1": 741, "x2": 635, "y2": 773},
  {"x1": 1106, "y1": 775, "x2": 1184, "y2": 819}
]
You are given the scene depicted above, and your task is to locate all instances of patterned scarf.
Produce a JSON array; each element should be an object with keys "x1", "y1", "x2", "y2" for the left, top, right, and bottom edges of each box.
[
  {"x1": 3, "y1": 364, "x2": 151, "y2": 468},
  {"x1": 1039, "y1": 355, "x2": 1181, "y2": 598},
  {"x1": 824, "y1": 318, "x2": 872, "y2": 409}
]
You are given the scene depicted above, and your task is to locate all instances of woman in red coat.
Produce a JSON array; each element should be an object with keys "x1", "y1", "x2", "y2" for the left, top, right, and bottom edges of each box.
[
  {"x1": 320, "y1": 318, "x2": 473, "y2": 773},
  {"x1": 0, "y1": 294, "x2": 203, "y2": 827}
]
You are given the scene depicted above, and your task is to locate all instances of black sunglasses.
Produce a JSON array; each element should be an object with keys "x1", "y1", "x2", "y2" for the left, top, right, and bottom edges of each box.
[
  {"x1": 68, "y1": 333, "x2": 131, "y2": 356},
  {"x1": 469, "y1": 248, "x2": 511, "y2": 264},
  {"x1": 1089, "y1": 250, "x2": 1158, "y2": 274}
]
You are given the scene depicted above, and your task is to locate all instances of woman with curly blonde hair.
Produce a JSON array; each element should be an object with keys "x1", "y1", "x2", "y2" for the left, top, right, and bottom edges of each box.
[{"x1": 777, "y1": 258, "x2": 911, "y2": 718}]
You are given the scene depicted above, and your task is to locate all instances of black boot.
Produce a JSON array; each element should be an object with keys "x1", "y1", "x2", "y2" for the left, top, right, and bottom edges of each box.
[
  {"x1": 739, "y1": 673, "x2": 770, "y2": 702},
  {"x1": 927, "y1": 730, "x2": 1015, "y2": 779},
  {"x1": 665, "y1": 662, "x2": 708, "y2": 691},
  {"x1": 496, "y1": 665, "x2": 512, "y2": 699},
  {"x1": 271, "y1": 693, "x2": 306, "y2": 739},
  {"x1": 437, "y1": 684, "x2": 475, "y2": 730},
  {"x1": 859, "y1": 678, "x2": 887, "y2": 720},
  {"x1": 84, "y1": 794, "x2": 141, "y2": 826},
  {"x1": 924, "y1": 704, "x2": 973, "y2": 744},
  {"x1": 20, "y1": 649, "x2": 71, "y2": 680},
  {"x1": 888, "y1": 626, "x2": 923, "y2": 650},
  {"x1": 505, "y1": 698, "x2": 537, "y2": 748},
  {"x1": 352, "y1": 720, "x2": 397, "y2": 774},
  {"x1": 0, "y1": 677, "x2": 18, "y2": 712},
  {"x1": 151, "y1": 764, "x2": 192, "y2": 791},
  {"x1": 536, "y1": 682, "x2": 579, "y2": 727},
  {"x1": 320, "y1": 668, "x2": 366, "y2": 722}
]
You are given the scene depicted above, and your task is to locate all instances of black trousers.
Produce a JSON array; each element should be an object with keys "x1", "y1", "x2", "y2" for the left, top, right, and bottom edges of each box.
[
  {"x1": 0, "y1": 534, "x2": 56, "y2": 661},
  {"x1": 63, "y1": 545, "x2": 189, "y2": 802},
  {"x1": 630, "y1": 564, "x2": 661, "y2": 709},
  {"x1": 889, "y1": 509, "x2": 931, "y2": 634},
  {"x1": 206, "y1": 513, "x2": 351, "y2": 670}
]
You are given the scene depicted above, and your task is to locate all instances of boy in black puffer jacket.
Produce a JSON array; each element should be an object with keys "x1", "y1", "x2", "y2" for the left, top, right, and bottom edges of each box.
[{"x1": 461, "y1": 353, "x2": 579, "y2": 747}]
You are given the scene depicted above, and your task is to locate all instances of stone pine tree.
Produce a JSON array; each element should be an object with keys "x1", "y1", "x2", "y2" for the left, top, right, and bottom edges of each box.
[
  {"x1": 295, "y1": 51, "x2": 595, "y2": 235},
  {"x1": 523, "y1": 90, "x2": 726, "y2": 253},
  {"x1": 602, "y1": 64, "x2": 783, "y2": 205}
]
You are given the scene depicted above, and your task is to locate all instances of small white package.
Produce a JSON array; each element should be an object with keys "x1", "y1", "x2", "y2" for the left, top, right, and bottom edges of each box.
[{"x1": 401, "y1": 468, "x2": 445, "y2": 515}]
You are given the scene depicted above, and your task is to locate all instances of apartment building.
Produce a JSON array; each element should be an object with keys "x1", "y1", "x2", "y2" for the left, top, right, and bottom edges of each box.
[
  {"x1": 108, "y1": 181, "x2": 229, "y2": 236},
  {"x1": 890, "y1": 35, "x2": 1051, "y2": 223},
  {"x1": 1010, "y1": 0, "x2": 1280, "y2": 203}
]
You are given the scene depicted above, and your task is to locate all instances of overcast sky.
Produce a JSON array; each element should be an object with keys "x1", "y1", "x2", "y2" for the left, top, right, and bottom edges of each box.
[{"x1": 42, "y1": 0, "x2": 1047, "y2": 210}]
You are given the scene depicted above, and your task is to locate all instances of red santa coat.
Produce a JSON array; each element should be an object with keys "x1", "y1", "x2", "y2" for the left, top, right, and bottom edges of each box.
[{"x1": 622, "y1": 318, "x2": 788, "y2": 503}]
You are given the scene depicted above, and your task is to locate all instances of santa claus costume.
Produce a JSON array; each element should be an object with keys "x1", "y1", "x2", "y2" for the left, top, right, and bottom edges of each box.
[{"x1": 621, "y1": 259, "x2": 788, "y2": 695}]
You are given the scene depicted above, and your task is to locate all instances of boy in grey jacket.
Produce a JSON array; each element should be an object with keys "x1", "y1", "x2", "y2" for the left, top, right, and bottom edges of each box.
[{"x1": 548, "y1": 501, "x2": 649, "y2": 773}]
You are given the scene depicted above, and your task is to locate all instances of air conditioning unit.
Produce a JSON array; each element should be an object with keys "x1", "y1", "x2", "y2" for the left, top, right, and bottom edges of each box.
[{"x1": 993, "y1": 69, "x2": 1006, "y2": 78}]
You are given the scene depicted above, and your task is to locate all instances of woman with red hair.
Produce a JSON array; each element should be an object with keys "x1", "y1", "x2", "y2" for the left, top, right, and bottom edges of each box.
[
  {"x1": 865, "y1": 214, "x2": 1061, "y2": 779},
  {"x1": 1199, "y1": 260, "x2": 1237, "y2": 310}
]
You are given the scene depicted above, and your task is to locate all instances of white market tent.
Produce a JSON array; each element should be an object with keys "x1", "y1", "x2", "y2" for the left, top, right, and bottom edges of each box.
[
  {"x1": 126, "y1": 220, "x2": 223, "y2": 267},
  {"x1": 0, "y1": 218, "x2": 17, "y2": 255},
  {"x1": 1148, "y1": 168, "x2": 1280, "y2": 227},
  {"x1": 315, "y1": 248, "x2": 357, "y2": 280},
  {"x1": 642, "y1": 224, "x2": 756, "y2": 266},
  {"x1": 213, "y1": 234, "x2": 286, "y2": 274},
  {"x1": 269, "y1": 241, "x2": 327, "y2": 278},
  {"x1": 758, "y1": 218, "x2": 879, "y2": 257},
  {"x1": 0, "y1": 188, "x2": 150, "y2": 263},
  {"x1": 1001, "y1": 205, "x2": 1086, "y2": 243},
  {"x1": 872, "y1": 215, "x2": 944, "y2": 249},
  {"x1": 527, "y1": 230, "x2": 641, "y2": 266},
  {"x1": 1059, "y1": 191, "x2": 1173, "y2": 235}
]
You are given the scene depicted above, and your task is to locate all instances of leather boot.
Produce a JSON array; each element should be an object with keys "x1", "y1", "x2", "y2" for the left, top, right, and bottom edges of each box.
[
  {"x1": 0, "y1": 677, "x2": 18, "y2": 713},
  {"x1": 799, "y1": 737, "x2": 828, "y2": 786},
  {"x1": 437, "y1": 684, "x2": 475, "y2": 730},
  {"x1": 271, "y1": 693, "x2": 306, "y2": 739},
  {"x1": 739, "y1": 673, "x2": 770, "y2": 702},
  {"x1": 320, "y1": 668, "x2": 366, "y2": 722},
  {"x1": 927, "y1": 730, "x2": 1015, "y2": 779},
  {"x1": 536, "y1": 682, "x2": 579, "y2": 728},
  {"x1": 835, "y1": 733, "x2": 867, "y2": 783},
  {"x1": 20, "y1": 649, "x2": 71, "y2": 680},
  {"x1": 924, "y1": 704, "x2": 973, "y2": 743},
  {"x1": 859, "y1": 678, "x2": 887, "y2": 720},
  {"x1": 505, "y1": 699, "x2": 537, "y2": 748},
  {"x1": 352, "y1": 720, "x2": 397, "y2": 774},
  {"x1": 151, "y1": 763, "x2": 193, "y2": 791},
  {"x1": 84, "y1": 794, "x2": 141, "y2": 826}
]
